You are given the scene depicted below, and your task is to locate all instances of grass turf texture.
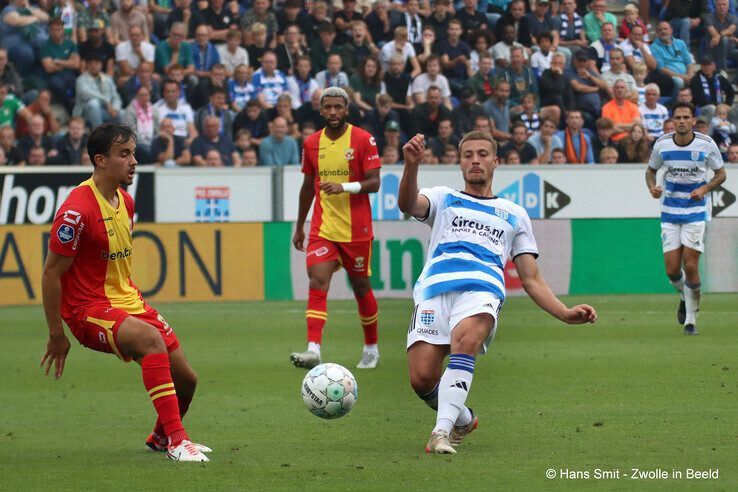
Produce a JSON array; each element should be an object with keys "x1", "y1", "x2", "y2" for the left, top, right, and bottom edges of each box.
[{"x1": 1, "y1": 294, "x2": 736, "y2": 489}]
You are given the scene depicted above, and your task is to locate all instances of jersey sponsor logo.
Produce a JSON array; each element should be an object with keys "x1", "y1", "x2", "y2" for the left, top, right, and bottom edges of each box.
[
  {"x1": 498, "y1": 172, "x2": 571, "y2": 219},
  {"x1": 102, "y1": 248, "x2": 132, "y2": 260},
  {"x1": 307, "y1": 246, "x2": 330, "y2": 258},
  {"x1": 416, "y1": 327, "x2": 438, "y2": 335},
  {"x1": 63, "y1": 210, "x2": 82, "y2": 225},
  {"x1": 317, "y1": 168, "x2": 355, "y2": 177},
  {"x1": 57, "y1": 224, "x2": 75, "y2": 243},
  {"x1": 667, "y1": 166, "x2": 698, "y2": 177},
  {"x1": 97, "y1": 216, "x2": 113, "y2": 223},
  {"x1": 420, "y1": 309, "x2": 435, "y2": 326},
  {"x1": 711, "y1": 185, "x2": 736, "y2": 216},
  {"x1": 450, "y1": 215, "x2": 505, "y2": 241},
  {"x1": 368, "y1": 136, "x2": 376, "y2": 147},
  {"x1": 195, "y1": 186, "x2": 230, "y2": 223}
]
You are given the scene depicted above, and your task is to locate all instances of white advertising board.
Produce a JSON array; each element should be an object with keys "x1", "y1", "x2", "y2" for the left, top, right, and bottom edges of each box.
[
  {"x1": 156, "y1": 167, "x2": 273, "y2": 222},
  {"x1": 282, "y1": 165, "x2": 738, "y2": 221}
]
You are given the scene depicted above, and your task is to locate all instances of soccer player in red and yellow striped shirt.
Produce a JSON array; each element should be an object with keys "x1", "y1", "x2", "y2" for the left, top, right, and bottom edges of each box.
[
  {"x1": 291, "y1": 87, "x2": 382, "y2": 369},
  {"x1": 40, "y1": 124, "x2": 209, "y2": 462}
]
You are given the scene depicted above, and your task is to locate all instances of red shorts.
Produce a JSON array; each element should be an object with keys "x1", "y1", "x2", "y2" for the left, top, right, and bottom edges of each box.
[
  {"x1": 305, "y1": 237, "x2": 372, "y2": 277},
  {"x1": 66, "y1": 305, "x2": 180, "y2": 362}
]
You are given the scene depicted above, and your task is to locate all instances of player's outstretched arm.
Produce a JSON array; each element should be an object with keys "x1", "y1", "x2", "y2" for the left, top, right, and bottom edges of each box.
[
  {"x1": 41, "y1": 251, "x2": 74, "y2": 379},
  {"x1": 514, "y1": 253, "x2": 598, "y2": 325},
  {"x1": 398, "y1": 133, "x2": 430, "y2": 219},
  {"x1": 293, "y1": 172, "x2": 316, "y2": 251}
]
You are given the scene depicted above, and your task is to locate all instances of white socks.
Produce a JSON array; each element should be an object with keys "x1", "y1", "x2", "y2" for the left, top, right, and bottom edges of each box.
[
  {"x1": 307, "y1": 342, "x2": 321, "y2": 356},
  {"x1": 433, "y1": 354, "x2": 475, "y2": 435},
  {"x1": 363, "y1": 343, "x2": 378, "y2": 354},
  {"x1": 668, "y1": 270, "x2": 685, "y2": 297},
  {"x1": 684, "y1": 281, "x2": 701, "y2": 325}
]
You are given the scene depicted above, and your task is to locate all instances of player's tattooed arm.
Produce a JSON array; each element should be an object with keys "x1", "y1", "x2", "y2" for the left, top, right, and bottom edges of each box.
[
  {"x1": 691, "y1": 167, "x2": 726, "y2": 201},
  {"x1": 645, "y1": 167, "x2": 662, "y2": 199},
  {"x1": 514, "y1": 253, "x2": 598, "y2": 324},
  {"x1": 399, "y1": 133, "x2": 431, "y2": 219}
]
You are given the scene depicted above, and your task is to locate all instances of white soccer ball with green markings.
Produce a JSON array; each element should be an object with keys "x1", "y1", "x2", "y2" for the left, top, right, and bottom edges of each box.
[{"x1": 301, "y1": 363, "x2": 358, "y2": 419}]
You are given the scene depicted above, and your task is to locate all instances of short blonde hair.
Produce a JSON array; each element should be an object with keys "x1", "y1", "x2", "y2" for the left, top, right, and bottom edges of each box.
[
  {"x1": 458, "y1": 131, "x2": 498, "y2": 155},
  {"x1": 251, "y1": 22, "x2": 267, "y2": 33},
  {"x1": 599, "y1": 146, "x2": 619, "y2": 161},
  {"x1": 632, "y1": 62, "x2": 647, "y2": 75}
]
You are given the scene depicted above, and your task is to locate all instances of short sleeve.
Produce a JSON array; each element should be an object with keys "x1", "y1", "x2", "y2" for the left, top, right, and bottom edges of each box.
[
  {"x1": 417, "y1": 186, "x2": 447, "y2": 226},
  {"x1": 648, "y1": 139, "x2": 663, "y2": 169},
  {"x1": 48, "y1": 203, "x2": 88, "y2": 257},
  {"x1": 511, "y1": 208, "x2": 539, "y2": 259},
  {"x1": 360, "y1": 133, "x2": 381, "y2": 172},
  {"x1": 301, "y1": 139, "x2": 314, "y2": 174},
  {"x1": 708, "y1": 137, "x2": 725, "y2": 170}
]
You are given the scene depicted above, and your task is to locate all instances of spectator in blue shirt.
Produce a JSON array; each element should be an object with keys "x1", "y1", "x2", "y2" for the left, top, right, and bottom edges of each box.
[
  {"x1": 258, "y1": 116, "x2": 299, "y2": 165},
  {"x1": 649, "y1": 21, "x2": 694, "y2": 98},
  {"x1": 192, "y1": 24, "x2": 220, "y2": 78}
]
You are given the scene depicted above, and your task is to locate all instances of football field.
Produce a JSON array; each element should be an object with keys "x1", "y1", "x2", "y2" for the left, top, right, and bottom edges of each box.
[{"x1": 2, "y1": 294, "x2": 736, "y2": 489}]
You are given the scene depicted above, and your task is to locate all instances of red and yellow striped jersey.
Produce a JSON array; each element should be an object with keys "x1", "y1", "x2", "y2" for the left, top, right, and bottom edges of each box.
[
  {"x1": 301, "y1": 124, "x2": 381, "y2": 242},
  {"x1": 48, "y1": 178, "x2": 146, "y2": 321}
]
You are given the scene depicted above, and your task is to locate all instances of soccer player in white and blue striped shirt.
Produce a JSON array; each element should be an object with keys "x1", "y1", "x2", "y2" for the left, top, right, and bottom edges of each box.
[
  {"x1": 646, "y1": 102, "x2": 727, "y2": 335},
  {"x1": 399, "y1": 131, "x2": 598, "y2": 454}
]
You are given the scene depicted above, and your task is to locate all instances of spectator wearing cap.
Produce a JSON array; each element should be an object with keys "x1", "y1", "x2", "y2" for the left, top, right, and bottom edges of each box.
[
  {"x1": 41, "y1": 18, "x2": 80, "y2": 114},
  {"x1": 52, "y1": 116, "x2": 88, "y2": 165},
  {"x1": 240, "y1": 0, "x2": 279, "y2": 47},
  {"x1": 411, "y1": 86, "x2": 452, "y2": 138},
  {"x1": 452, "y1": 87, "x2": 487, "y2": 137},
  {"x1": 73, "y1": 52, "x2": 122, "y2": 127},
  {"x1": 116, "y1": 25, "x2": 156, "y2": 85},
  {"x1": 120, "y1": 61, "x2": 161, "y2": 107},
  {"x1": 0, "y1": 0, "x2": 50, "y2": 76},
  {"x1": 79, "y1": 19, "x2": 115, "y2": 77},
  {"x1": 379, "y1": 26, "x2": 422, "y2": 78},
  {"x1": 649, "y1": 21, "x2": 694, "y2": 99},
  {"x1": 494, "y1": 0, "x2": 532, "y2": 47},
  {"x1": 583, "y1": 0, "x2": 616, "y2": 43},
  {"x1": 252, "y1": 51, "x2": 289, "y2": 109},
  {"x1": 110, "y1": 0, "x2": 149, "y2": 45},
  {"x1": 315, "y1": 53, "x2": 350, "y2": 88},
  {"x1": 601, "y1": 79, "x2": 641, "y2": 142},
  {"x1": 491, "y1": 23, "x2": 528, "y2": 70},
  {"x1": 166, "y1": 0, "x2": 204, "y2": 40},
  {"x1": 76, "y1": 0, "x2": 111, "y2": 44},
  {"x1": 499, "y1": 46, "x2": 537, "y2": 110},
  {"x1": 309, "y1": 22, "x2": 341, "y2": 75},
  {"x1": 556, "y1": 109, "x2": 594, "y2": 163},
  {"x1": 258, "y1": 116, "x2": 299, "y2": 165},
  {"x1": 190, "y1": 114, "x2": 241, "y2": 166},
  {"x1": 663, "y1": 0, "x2": 706, "y2": 49},
  {"x1": 195, "y1": 86, "x2": 233, "y2": 140},
  {"x1": 275, "y1": 24, "x2": 306, "y2": 76},
  {"x1": 379, "y1": 119, "x2": 403, "y2": 156},
  {"x1": 200, "y1": 0, "x2": 240, "y2": 43},
  {"x1": 567, "y1": 49, "x2": 608, "y2": 129},
  {"x1": 155, "y1": 22, "x2": 195, "y2": 76},
  {"x1": 363, "y1": 93, "x2": 400, "y2": 137},
  {"x1": 498, "y1": 122, "x2": 539, "y2": 164},
  {"x1": 558, "y1": 0, "x2": 588, "y2": 54},
  {"x1": 192, "y1": 25, "x2": 221, "y2": 78},
  {"x1": 638, "y1": 84, "x2": 670, "y2": 139},
  {"x1": 438, "y1": 19, "x2": 473, "y2": 94},
  {"x1": 702, "y1": 0, "x2": 738, "y2": 71},
  {"x1": 689, "y1": 55, "x2": 735, "y2": 119},
  {"x1": 152, "y1": 117, "x2": 191, "y2": 166}
]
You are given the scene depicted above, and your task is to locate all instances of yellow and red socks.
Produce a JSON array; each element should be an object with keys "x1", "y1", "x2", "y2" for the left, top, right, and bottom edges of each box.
[
  {"x1": 356, "y1": 290, "x2": 378, "y2": 345},
  {"x1": 141, "y1": 352, "x2": 187, "y2": 447},
  {"x1": 306, "y1": 289, "x2": 328, "y2": 345},
  {"x1": 434, "y1": 354, "x2": 475, "y2": 435}
]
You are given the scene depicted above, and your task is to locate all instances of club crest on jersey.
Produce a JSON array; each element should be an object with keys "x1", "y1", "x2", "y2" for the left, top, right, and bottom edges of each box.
[
  {"x1": 495, "y1": 208, "x2": 509, "y2": 221},
  {"x1": 354, "y1": 256, "x2": 365, "y2": 270},
  {"x1": 344, "y1": 148, "x2": 354, "y2": 161},
  {"x1": 691, "y1": 151, "x2": 700, "y2": 161},
  {"x1": 420, "y1": 309, "x2": 435, "y2": 326},
  {"x1": 57, "y1": 224, "x2": 75, "y2": 243}
]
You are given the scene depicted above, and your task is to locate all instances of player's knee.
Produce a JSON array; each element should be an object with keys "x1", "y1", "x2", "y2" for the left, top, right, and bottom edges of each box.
[
  {"x1": 139, "y1": 325, "x2": 167, "y2": 355},
  {"x1": 409, "y1": 370, "x2": 438, "y2": 395},
  {"x1": 308, "y1": 277, "x2": 330, "y2": 291},
  {"x1": 178, "y1": 370, "x2": 198, "y2": 397},
  {"x1": 350, "y1": 279, "x2": 371, "y2": 298}
]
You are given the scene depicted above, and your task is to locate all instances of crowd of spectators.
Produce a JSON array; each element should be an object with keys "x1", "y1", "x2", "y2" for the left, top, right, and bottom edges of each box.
[{"x1": 1, "y1": 0, "x2": 738, "y2": 167}]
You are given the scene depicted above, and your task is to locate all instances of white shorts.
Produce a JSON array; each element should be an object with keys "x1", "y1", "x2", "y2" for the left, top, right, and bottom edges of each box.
[
  {"x1": 661, "y1": 221, "x2": 706, "y2": 253},
  {"x1": 406, "y1": 291, "x2": 502, "y2": 354}
]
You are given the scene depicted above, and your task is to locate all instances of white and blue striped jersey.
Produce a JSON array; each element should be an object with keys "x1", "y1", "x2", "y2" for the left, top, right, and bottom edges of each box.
[
  {"x1": 413, "y1": 187, "x2": 539, "y2": 303},
  {"x1": 648, "y1": 132, "x2": 724, "y2": 223},
  {"x1": 251, "y1": 69, "x2": 289, "y2": 106}
]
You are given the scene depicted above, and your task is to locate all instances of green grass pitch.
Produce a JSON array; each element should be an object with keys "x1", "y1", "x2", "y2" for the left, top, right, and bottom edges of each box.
[{"x1": 1, "y1": 294, "x2": 736, "y2": 489}]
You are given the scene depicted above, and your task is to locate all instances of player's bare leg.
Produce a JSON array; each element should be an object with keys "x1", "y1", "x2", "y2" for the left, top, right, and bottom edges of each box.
[
  {"x1": 349, "y1": 275, "x2": 379, "y2": 369},
  {"x1": 681, "y1": 247, "x2": 702, "y2": 335},
  {"x1": 664, "y1": 248, "x2": 687, "y2": 326},
  {"x1": 146, "y1": 348, "x2": 211, "y2": 453},
  {"x1": 117, "y1": 317, "x2": 208, "y2": 462},
  {"x1": 291, "y1": 261, "x2": 339, "y2": 368}
]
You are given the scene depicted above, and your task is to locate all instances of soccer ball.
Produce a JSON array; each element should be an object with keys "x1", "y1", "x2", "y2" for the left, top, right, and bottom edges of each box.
[{"x1": 301, "y1": 363, "x2": 358, "y2": 419}]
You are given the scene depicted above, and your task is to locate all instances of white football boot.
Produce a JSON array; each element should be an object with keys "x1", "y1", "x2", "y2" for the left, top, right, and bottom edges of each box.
[
  {"x1": 425, "y1": 431, "x2": 457, "y2": 454},
  {"x1": 356, "y1": 350, "x2": 379, "y2": 369},
  {"x1": 167, "y1": 440, "x2": 210, "y2": 462},
  {"x1": 146, "y1": 433, "x2": 212, "y2": 453},
  {"x1": 290, "y1": 350, "x2": 321, "y2": 368}
]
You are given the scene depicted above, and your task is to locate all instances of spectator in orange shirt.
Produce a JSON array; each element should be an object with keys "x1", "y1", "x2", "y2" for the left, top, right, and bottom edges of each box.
[{"x1": 601, "y1": 80, "x2": 641, "y2": 141}]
